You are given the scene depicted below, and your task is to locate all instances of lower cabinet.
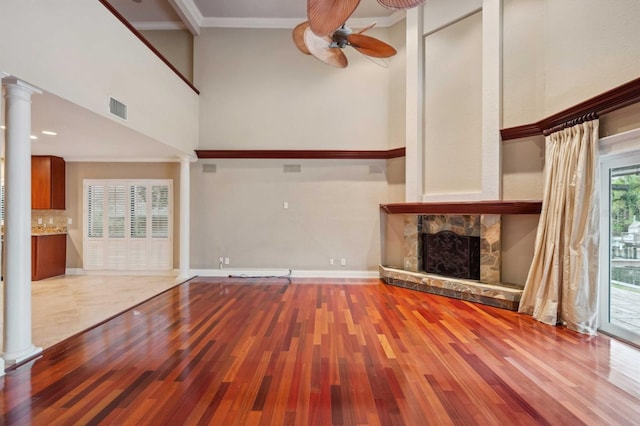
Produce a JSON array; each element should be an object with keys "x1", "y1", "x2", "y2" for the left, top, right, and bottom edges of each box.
[{"x1": 32, "y1": 234, "x2": 67, "y2": 281}]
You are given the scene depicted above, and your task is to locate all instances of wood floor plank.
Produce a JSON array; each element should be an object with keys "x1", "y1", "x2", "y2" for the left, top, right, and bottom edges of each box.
[{"x1": 2, "y1": 278, "x2": 640, "y2": 425}]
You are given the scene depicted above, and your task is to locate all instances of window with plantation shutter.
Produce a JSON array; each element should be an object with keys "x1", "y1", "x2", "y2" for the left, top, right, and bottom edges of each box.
[
  {"x1": 152, "y1": 185, "x2": 169, "y2": 238},
  {"x1": 130, "y1": 185, "x2": 147, "y2": 238},
  {"x1": 1, "y1": 182, "x2": 5, "y2": 226},
  {"x1": 107, "y1": 185, "x2": 126, "y2": 238},
  {"x1": 84, "y1": 179, "x2": 172, "y2": 271},
  {"x1": 87, "y1": 185, "x2": 104, "y2": 238}
]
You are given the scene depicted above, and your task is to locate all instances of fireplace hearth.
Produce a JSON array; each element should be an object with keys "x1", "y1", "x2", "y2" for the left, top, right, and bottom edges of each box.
[{"x1": 422, "y1": 231, "x2": 480, "y2": 280}]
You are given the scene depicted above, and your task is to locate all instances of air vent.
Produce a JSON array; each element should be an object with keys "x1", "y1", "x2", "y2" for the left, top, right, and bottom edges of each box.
[
  {"x1": 283, "y1": 164, "x2": 302, "y2": 173},
  {"x1": 202, "y1": 164, "x2": 217, "y2": 173},
  {"x1": 109, "y1": 97, "x2": 128, "y2": 120},
  {"x1": 369, "y1": 165, "x2": 385, "y2": 174}
]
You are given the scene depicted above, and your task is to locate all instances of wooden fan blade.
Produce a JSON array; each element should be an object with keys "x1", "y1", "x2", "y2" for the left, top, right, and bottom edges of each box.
[
  {"x1": 304, "y1": 27, "x2": 348, "y2": 68},
  {"x1": 377, "y1": 0, "x2": 426, "y2": 9},
  {"x1": 307, "y1": 0, "x2": 361, "y2": 37},
  {"x1": 293, "y1": 22, "x2": 311, "y2": 55},
  {"x1": 357, "y1": 22, "x2": 376, "y2": 34},
  {"x1": 348, "y1": 34, "x2": 397, "y2": 58}
]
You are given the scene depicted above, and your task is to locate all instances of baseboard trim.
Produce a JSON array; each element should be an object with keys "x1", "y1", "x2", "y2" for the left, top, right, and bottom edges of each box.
[
  {"x1": 64, "y1": 268, "x2": 379, "y2": 280},
  {"x1": 65, "y1": 268, "x2": 178, "y2": 277},
  {"x1": 190, "y1": 268, "x2": 380, "y2": 280}
]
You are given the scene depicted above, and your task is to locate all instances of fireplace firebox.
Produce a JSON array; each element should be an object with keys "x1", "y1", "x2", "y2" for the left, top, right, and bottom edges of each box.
[{"x1": 422, "y1": 231, "x2": 480, "y2": 280}]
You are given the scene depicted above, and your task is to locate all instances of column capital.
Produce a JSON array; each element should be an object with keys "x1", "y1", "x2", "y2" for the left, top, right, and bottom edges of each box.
[
  {"x1": 2, "y1": 77, "x2": 42, "y2": 95},
  {"x1": 178, "y1": 153, "x2": 197, "y2": 163}
]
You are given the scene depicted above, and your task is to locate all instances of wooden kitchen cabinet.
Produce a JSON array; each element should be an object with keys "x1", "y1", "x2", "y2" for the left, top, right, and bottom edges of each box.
[
  {"x1": 32, "y1": 234, "x2": 67, "y2": 281},
  {"x1": 32, "y1": 155, "x2": 65, "y2": 209}
]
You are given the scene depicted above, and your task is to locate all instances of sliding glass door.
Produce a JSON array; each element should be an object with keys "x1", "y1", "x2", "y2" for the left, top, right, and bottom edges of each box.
[{"x1": 600, "y1": 152, "x2": 640, "y2": 346}]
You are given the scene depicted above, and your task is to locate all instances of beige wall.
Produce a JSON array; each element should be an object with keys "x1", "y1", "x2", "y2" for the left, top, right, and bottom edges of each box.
[
  {"x1": 190, "y1": 159, "x2": 402, "y2": 271},
  {"x1": 423, "y1": 11, "x2": 483, "y2": 197},
  {"x1": 141, "y1": 30, "x2": 194, "y2": 83},
  {"x1": 194, "y1": 26, "x2": 396, "y2": 151},
  {"x1": 65, "y1": 162, "x2": 180, "y2": 269},
  {"x1": 190, "y1": 23, "x2": 406, "y2": 272},
  {"x1": 503, "y1": 0, "x2": 640, "y2": 127},
  {"x1": 388, "y1": 19, "x2": 407, "y2": 150}
]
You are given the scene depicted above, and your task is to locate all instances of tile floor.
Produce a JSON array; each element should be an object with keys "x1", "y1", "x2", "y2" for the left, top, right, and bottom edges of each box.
[{"x1": 0, "y1": 274, "x2": 184, "y2": 351}]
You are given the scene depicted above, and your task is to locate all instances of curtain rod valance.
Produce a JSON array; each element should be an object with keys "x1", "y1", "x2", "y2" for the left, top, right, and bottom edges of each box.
[{"x1": 542, "y1": 112, "x2": 599, "y2": 137}]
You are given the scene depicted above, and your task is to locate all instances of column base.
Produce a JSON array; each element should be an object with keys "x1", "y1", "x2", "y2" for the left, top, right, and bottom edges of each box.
[{"x1": 2, "y1": 345, "x2": 43, "y2": 367}]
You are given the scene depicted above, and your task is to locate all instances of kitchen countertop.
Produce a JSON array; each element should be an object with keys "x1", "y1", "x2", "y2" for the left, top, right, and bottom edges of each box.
[{"x1": 32, "y1": 227, "x2": 68, "y2": 236}]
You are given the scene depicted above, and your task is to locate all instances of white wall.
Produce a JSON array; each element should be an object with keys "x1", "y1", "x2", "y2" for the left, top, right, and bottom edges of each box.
[
  {"x1": 194, "y1": 27, "x2": 396, "y2": 150},
  {"x1": 503, "y1": 0, "x2": 640, "y2": 127},
  {"x1": 423, "y1": 11, "x2": 483, "y2": 197},
  {"x1": 0, "y1": 0, "x2": 199, "y2": 155}
]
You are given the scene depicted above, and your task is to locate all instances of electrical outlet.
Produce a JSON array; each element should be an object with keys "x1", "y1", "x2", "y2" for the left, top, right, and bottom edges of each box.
[
  {"x1": 340, "y1": 258, "x2": 347, "y2": 266},
  {"x1": 67, "y1": 217, "x2": 73, "y2": 225},
  {"x1": 224, "y1": 257, "x2": 230, "y2": 265},
  {"x1": 37, "y1": 217, "x2": 42, "y2": 225},
  {"x1": 283, "y1": 201, "x2": 289, "y2": 209},
  {"x1": 329, "y1": 258, "x2": 334, "y2": 265},
  {"x1": 48, "y1": 217, "x2": 54, "y2": 225}
]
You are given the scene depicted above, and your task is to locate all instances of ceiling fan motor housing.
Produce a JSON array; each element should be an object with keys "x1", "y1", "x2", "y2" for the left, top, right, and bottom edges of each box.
[{"x1": 330, "y1": 25, "x2": 352, "y2": 48}]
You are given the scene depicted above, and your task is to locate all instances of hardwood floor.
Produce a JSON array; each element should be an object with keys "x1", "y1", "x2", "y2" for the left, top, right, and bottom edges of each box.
[{"x1": 2, "y1": 277, "x2": 640, "y2": 425}]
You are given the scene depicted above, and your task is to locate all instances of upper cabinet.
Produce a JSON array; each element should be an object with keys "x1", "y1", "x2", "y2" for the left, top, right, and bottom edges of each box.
[{"x1": 32, "y1": 155, "x2": 65, "y2": 210}]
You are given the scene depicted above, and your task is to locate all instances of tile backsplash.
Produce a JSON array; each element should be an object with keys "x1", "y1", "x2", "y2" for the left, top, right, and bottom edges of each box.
[{"x1": 31, "y1": 210, "x2": 68, "y2": 233}]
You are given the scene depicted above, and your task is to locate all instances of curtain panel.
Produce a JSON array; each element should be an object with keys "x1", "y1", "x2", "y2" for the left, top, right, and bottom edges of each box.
[{"x1": 519, "y1": 120, "x2": 600, "y2": 335}]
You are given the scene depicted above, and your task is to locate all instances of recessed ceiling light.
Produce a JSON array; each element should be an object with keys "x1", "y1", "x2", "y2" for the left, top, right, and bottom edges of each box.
[
  {"x1": 41, "y1": 130, "x2": 57, "y2": 136},
  {"x1": 30, "y1": 135, "x2": 38, "y2": 140}
]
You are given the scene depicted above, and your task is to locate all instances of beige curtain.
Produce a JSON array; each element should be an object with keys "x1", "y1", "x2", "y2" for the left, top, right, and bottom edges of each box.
[{"x1": 518, "y1": 119, "x2": 599, "y2": 335}]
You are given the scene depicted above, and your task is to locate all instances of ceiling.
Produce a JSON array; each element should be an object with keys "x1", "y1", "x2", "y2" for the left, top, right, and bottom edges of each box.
[
  {"x1": 3, "y1": 1, "x2": 402, "y2": 163},
  {"x1": 107, "y1": 0, "x2": 400, "y2": 31}
]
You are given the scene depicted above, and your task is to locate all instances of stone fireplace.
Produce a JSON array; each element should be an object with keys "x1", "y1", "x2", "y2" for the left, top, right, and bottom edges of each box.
[
  {"x1": 404, "y1": 214, "x2": 501, "y2": 284},
  {"x1": 377, "y1": 201, "x2": 544, "y2": 311}
]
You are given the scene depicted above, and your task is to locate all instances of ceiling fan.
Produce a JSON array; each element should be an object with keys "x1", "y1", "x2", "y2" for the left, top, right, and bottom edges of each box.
[
  {"x1": 293, "y1": 21, "x2": 396, "y2": 68},
  {"x1": 298, "y1": 0, "x2": 427, "y2": 68}
]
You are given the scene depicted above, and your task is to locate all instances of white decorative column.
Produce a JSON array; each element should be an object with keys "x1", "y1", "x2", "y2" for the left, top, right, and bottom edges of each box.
[
  {"x1": 405, "y1": 7, "x2": 425, "y2": 203},
  {"x1": 178, "y1": 155, "x2": 192, "y2": 281},
  {"x1": 2, "y1": 77, "x2": 42, "y2": 366},
  {"x1": 482, "y1": 0, "x2": 503, "y2": 200}
]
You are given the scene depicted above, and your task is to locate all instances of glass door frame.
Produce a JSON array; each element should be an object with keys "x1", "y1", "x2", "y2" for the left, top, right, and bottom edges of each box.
[{"x1": 599, "y1": 147, "x2": 640, "y2": 347}]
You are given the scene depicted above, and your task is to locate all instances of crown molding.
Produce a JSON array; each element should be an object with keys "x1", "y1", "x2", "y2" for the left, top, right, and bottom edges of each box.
[
  {"x1": 201, "y1": 17, "x2": 303, "y2": 29},
  {"x1": 169, "y1": 0, "x2": 203, "y2": 35},
  {"x1": 195, "y1": 147, "x2": 405, "y2": 160},
  {"x1": 201, "y1": 11, "x2": 406, "y2": 30},
  {"x1": 133, "y1": 21, "x2": 186, "y2": 31}
]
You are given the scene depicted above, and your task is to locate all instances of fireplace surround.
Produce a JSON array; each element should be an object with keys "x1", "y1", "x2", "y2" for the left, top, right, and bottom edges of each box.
[{"x1": 379, "y1": 201, "x2": 542, "y2": 310}]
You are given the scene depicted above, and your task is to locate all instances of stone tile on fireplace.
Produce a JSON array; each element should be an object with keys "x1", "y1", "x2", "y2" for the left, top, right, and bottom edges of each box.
[{"x1": 379, "y1": 265, "x2": 522, "y2": 311}]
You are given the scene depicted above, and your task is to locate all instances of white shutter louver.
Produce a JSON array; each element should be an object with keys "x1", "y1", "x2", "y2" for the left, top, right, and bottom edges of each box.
[
  {"x1": 107, "y1": 185, "x2": 126, "y2": 238},
  {"x1": 130, "y1": 185, "x2": 147, "y2": 239},
  {"x1": 87, "y1": 185, "x2": 105, "y2": 238},
  {"x1": 152, "y1": 185, "x2": 169, "y2": 239}
]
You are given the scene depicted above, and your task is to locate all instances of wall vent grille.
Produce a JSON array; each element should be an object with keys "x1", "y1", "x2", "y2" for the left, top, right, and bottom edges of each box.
[
  {"x1": 283, "y1": 164, "x2": 302, "y2": 173},
  {"x1": 109, "y1": 97, "x2": 128, "y2": 120},
  {"x1": 369, "y1": 165, "x2": 385, "y2": 174},
  {"x1": 202, "y1": 164, "x2": 217, "y2": 173}
]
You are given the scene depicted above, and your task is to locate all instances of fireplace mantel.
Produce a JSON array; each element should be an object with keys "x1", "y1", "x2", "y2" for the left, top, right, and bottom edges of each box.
[{"x1": 380, "y1": 200, "x2": 542, "y2": 215}]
